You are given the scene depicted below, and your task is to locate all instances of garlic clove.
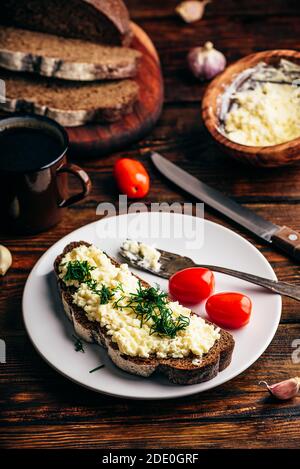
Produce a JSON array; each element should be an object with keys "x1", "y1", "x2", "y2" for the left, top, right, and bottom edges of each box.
[
  {"x1": 187, "y1": 41, "x2": 226, "y2": 80},
  {"x1": 176, "y1": 0, "x2": 210, "y2": 23},
  {"x1": 0, "y1": 244, "x2": 12, "y2": 276},
  {"x1": 259, "y1": 377, "x2": 300, "y2": 400}
]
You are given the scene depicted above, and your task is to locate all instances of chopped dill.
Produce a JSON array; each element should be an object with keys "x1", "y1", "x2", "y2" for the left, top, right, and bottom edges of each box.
[
  {"x1": 112, "y1": 282, "x2": 125, "y2": 294},
  {"x1": 117, "y1": 282, "x2": 190, "y2": 338},
  {"x1": 87, "y1": 280, "x2": 114, "y2": 304},
  {"x1": 72, "y1": 334, "x2": 85, "y2": 353},
  {"x1": 64, "y1": 261, "x2": 189, "y2": 339},
  {"x1": 89, "y1": 364, "x2": 105, "y2": 373},
  {"x1": 64, "y1": 260, "x2": 95, "y2": 283},
  {"x1": 63, "y1": 261, "x2": 125, "y2": 305},
  {"x1": 98, "y1": 285, "x2": 114, "y2": 304}
]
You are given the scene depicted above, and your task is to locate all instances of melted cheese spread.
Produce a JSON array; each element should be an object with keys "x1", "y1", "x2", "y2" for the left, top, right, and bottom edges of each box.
[{"x1": 59, "y1": 244, "x2": 220, "y2": 359}]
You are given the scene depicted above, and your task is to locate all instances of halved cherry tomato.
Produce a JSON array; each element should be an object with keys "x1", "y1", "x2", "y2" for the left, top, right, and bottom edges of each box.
[
  {"x1": 169, "y1": 267, "x2": 215, "y2": 305},
  {"x1": 114, "y1": 158, "x2": 150, "y2": 199},
  {"x1": 206, "y1": 292, "x2": 252, "y2": 329}
]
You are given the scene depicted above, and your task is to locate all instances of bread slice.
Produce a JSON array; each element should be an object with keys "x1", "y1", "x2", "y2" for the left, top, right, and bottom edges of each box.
[
  {"x1": 0, "y1": 0, "x2": 132, "y2": 46},
  {"x1": 0, "y1": 27, "x2": 141, "y2": 81},
  {"x1": 54, "y1": 241, "x2": 235, "y2": 385},
  {"x1": 0, "y1": 70, "x2": 139, "y2": 126}
]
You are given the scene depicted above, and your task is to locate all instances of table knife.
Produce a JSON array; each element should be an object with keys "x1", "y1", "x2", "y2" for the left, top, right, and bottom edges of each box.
[{"x1": 151, "y1": 151, "x2": 300, "y2": 262}]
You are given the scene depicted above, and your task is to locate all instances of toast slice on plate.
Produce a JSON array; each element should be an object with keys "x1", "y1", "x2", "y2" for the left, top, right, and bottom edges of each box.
[{"x1": 54, "y1": 241, "x2": 234, "y2": 385}]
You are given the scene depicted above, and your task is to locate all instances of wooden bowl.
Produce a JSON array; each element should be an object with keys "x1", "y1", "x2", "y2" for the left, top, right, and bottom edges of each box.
[{"x1": 202, "y1": 50, "x2": 300, "y2": 168}]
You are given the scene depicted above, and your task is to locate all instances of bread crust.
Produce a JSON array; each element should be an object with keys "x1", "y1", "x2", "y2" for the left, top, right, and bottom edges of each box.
[
  {"x1": 84, "y1": 0, "x2": 132, "y2": 45},
  {"x1": 54, "y1": 241, "x2": 235, "y2": 385},
  {"x1": 0, "y1": 72, "x2": 139, "y2": 126},
  {"x1": 0, "y1": 0, "x2": 132, "y2": 46},
  {"x1": 1, "y1": 95, "x2": 137, "y2": 126},
  {"x1": 0, "y1": 50, "x2": 140, "y2": 81},
  {"x1": 0, "y1": 27, "x2": 141, "y2": 81}
]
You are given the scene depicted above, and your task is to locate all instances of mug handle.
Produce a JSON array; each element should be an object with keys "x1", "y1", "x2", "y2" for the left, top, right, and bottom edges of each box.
[{"x1": 57, "y1": 163, "x2": 91, "y2": 208}]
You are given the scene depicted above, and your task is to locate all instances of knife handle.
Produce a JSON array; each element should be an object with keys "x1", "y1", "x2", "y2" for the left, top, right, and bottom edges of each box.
[{"x1": 272, "y1": 226, "x2": 300, "y2": 261}]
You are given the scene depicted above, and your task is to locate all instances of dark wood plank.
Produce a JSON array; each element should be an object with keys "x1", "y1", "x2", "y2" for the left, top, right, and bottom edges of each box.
[
  {"x1": 1, "y1": 324, "x2": 299, "y2": 387},
  {"x1": 68, "y1": 103, "x2": 300, "y2": 202},
  {"x1": 128, "y1": 0, "x2": 300, "y2": 19},
  {"x1": 1, "y1": 418, "x2": 300, "y2": 449},
  {"x1": 1, "y1": 323, "x2": 300, "y2": 448},
  {"x1": 126, "y1": 3, "x2": 300, "y2": 105}
]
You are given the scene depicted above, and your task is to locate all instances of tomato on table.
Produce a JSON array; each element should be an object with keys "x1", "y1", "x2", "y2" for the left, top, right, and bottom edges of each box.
[
  {"x1": 114, "y1": 158, "x2": 150, "y2": 199},
  {"x1": 169, "y1": 267, "x2": 215, "y2": 305},
  {"x1": 205, "y1": 292, "x2": 252, "y2": 329}
]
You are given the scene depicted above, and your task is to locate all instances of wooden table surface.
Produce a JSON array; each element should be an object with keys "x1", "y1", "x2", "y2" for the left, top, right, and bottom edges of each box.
[{"x1": 1, "y1": 0, "x2": 300, "y2": 450}]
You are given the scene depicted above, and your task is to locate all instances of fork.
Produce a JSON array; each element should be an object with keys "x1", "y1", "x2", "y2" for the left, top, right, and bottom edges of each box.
[{"x1": 119, "y1": 246, "x2": 300, "y2": 302}]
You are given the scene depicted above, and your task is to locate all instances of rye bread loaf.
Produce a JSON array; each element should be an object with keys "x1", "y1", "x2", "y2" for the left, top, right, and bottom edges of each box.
[
  {"x1": 0, "y1": 27, "x2": 141, "y2": 81},
  {"x1": 0, "y1": 0, "x2": 132, "y2": 46},
  {"x1": 0, "y1": 69, "x2": 139, "y2": 126},
  {"x1": 54, "y1": 241, "x2": 235, "y2": 385}
]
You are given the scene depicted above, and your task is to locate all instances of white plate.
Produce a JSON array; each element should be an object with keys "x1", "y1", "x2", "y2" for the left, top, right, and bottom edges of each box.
[{"x1": 23, "y1": 212, "x2": 281, "y2": 399}]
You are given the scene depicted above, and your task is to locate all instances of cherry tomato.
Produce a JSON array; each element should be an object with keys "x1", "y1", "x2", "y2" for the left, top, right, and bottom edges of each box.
[
  {"x1": 169, "y1": 267, "x2": 215, "y2": 305},
  {"x1": 114, "y1": 158, "x2": 150, "y2": 199},
  {"x1": 206, "y1": 292, "x2": 252, "y2": 329}
]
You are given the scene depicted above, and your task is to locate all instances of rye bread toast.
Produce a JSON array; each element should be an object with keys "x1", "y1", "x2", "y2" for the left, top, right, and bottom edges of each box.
[{"x1": 54, "y1": 241, "x2": 235, "y2": 385}]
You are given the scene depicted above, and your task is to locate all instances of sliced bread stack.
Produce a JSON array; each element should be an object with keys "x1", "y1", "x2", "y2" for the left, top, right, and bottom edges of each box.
[{"x1": 0, "y1": 0, "x2": 141, "y2": 126}]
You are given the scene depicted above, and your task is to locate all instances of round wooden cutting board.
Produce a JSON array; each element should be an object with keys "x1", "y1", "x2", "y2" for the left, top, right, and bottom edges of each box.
[{"x1": 67, "y1": 23, "x2": 164, "y2": 158}]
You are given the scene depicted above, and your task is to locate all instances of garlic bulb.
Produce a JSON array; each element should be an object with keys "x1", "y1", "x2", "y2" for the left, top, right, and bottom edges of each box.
[
  {"x1": 0, "y1": 244, "x2": 12, "y2": 276},
  {"x1": 176, "y1": 0, "x2": 210, "y2": 23},
  {"x1": 260, "y1": 377, "x2": 300, "y2": 400},
  {"x1": 188, "y1": 41, "x2": 226, "y2": 80}
]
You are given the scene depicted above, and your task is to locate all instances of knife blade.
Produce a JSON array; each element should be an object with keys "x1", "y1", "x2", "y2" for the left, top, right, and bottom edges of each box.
[{"x1": 151, "y1": 151, "x2": 300, "y2": 261}]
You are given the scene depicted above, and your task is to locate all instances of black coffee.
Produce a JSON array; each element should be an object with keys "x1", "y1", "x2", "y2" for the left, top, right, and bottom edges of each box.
[{"x1": 0, "y1": 127, "x2": 64, "y2": 172}]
